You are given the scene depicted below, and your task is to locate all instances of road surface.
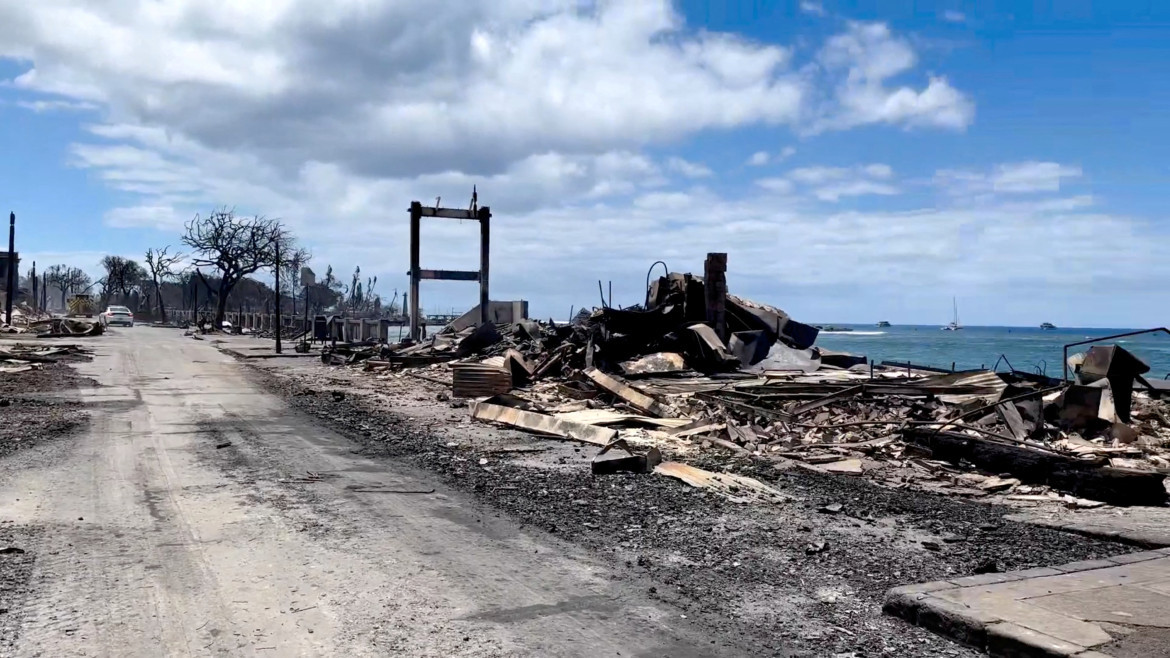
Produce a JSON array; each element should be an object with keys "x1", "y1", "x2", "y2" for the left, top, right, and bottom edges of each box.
[{"x1": 0, "y1": 328, "x2": 740, "y2": 657}]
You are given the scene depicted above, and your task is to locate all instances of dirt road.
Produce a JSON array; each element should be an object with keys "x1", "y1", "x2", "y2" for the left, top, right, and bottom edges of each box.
[{"x1": 0, "y1": 328, "x2": 746, "y2": 657}]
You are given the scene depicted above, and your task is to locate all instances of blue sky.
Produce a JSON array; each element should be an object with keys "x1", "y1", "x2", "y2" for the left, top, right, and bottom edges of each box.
[{"x1": 1, "y1": 1, "x2": 1169, "y2": 327}]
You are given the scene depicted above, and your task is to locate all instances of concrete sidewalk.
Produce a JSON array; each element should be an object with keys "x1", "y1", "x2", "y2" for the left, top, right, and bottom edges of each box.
[{"x1": 885, "y1": 548, "x2": 1170, "y2": 657}]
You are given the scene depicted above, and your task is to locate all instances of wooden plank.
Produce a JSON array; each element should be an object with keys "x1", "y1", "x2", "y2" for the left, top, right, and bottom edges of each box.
[
  {"x1": 996, "y1": 401, "x2": 1029, "y2": 441},
  {"x1": 583, "y1": 367, "x2": 670, "y2": 417},
  {"x1": 903, "y1": 428, "x2": 1167, "y2": 507},
  {"x1": 653, "y1": 461, "x2": 788, "y2": 502},
  {"x1": 790, "y1": 385, "x2": 865, "y2": 417},
  {"x1": 417, "y1": 207, "x2": 480, "y2": 220},
  {"x1": 470, "y1": 400, "x2": 616, "y2": 445},
  {"x1": 417, "y1": 269, "x2": 480, "y2": 281}
]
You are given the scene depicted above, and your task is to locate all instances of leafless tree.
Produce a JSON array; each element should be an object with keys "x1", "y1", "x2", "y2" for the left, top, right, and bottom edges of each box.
[
  {"x1": 280, "y1": 248, "x2": 312, "y2": 315},
  {"x1": 45, "y1": 265, "x2": 92, "y2": 309},
  {"x1": 144, "y1": 247, "x2": 185, "y2": 323},
  {"x1": 181, "y1": 208, "x2": 295, "y2": 328},
  {"x1": 98, "y1": 256, "x2": 145, "y2": 307}
]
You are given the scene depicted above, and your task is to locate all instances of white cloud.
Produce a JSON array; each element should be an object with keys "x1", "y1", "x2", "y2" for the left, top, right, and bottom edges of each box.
[
  {"x1": 811, "y1": 180, "x2": 899, "y2": 201},
  {"x1": 755, "y1": 177, "x2": 795, "y2": 194},
  {"x1": 747, "y1": 151, "x2": 770, "y2": 166},
  {"x1": 800, "y1": 1, "x2": 827, "y2": 17},
  {"x1": 935, "y1": 161, "x2": 1083, "y2": 195},
  {"x1": 816, "y1": 22, "x2": 974, "y2": 131},
  {"x1": 992, "y1": 161, "x2": 1082, "y2": 193},
  {"x1": 667, "y1": 157, "x2": 714, "y2": 178},
  {"x1": 0, "y1": 1, "x2": 808, "y2": 179},
  {"x1": 15, "y1": 99, "x2": 98, "y2": 112},
  {"x1": 103, "y1": 205, "x2": 185, "y2": 230},
  {"x1": 784, "y1": 163, "x2": 899, "y2": 201},
  {"x1": 746, "y1": 146, "x2": 796, "y2": 167},
  {"x1": 14, "y1": 3, "x2": 1118, "y2": 321},
  {"x1": 943, "y1": 11, "x2": 967, "y2": 23}
]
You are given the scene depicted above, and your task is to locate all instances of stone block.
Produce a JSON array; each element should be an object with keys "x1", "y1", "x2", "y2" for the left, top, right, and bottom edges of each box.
[
  {"x1": 986, "y1": 622, "x2": 1086, "y2": 657},
  {"x1": 1106, "y1": 551, "x2": 1161, "y2": 565},
  {"x1": 914, "y1": 595, "x2": 1000, "y2": 648},
  {"x1": 1052, "y1": 559, "x2": 1120, "y2": 574}
]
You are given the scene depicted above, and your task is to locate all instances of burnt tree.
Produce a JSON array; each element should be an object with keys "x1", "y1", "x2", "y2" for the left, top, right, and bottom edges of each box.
[
  {"x1": 144, "y1": 247, "x2": 185, "y2": 323},
  {"x1": 182, "y1": 209, "x2": 294, "y2": 328}
]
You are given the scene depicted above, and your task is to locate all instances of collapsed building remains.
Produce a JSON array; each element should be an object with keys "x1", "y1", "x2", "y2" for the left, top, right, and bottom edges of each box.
[{"x1": 309, "y1": 253, "x2": 1168, "y2": 508}]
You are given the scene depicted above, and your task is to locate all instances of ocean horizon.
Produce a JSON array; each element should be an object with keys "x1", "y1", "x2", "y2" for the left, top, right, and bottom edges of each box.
[{"x1": 811, "y1": 323, "x2": 1170, "y2": 378}]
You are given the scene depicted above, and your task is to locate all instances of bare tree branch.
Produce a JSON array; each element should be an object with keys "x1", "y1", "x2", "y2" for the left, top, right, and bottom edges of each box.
[{"x1": 181, "y1": 208, "x2": 297, "y2": 327}]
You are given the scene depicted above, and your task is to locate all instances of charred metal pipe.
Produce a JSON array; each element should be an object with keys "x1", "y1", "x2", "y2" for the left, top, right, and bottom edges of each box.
[{"x1": 644, "y1": 261, "x2": 669, "y2": 308}]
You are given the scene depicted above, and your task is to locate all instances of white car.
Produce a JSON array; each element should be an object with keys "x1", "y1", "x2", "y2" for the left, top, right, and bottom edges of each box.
[{"x1": 101, "y1": 305, "x2": 135, "y2": 327}]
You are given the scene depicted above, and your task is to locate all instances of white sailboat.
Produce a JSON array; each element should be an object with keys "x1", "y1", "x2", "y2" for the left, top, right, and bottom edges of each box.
[{"x1": 942, "y1": 297, "x2": 962, "y2": 331}]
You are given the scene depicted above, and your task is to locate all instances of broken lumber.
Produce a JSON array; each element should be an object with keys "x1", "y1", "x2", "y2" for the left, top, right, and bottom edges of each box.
[
  {"x1": 903, "y1": 427, "x2": 1167, "y2": 507},
  {"x1": 470, "y1": 398, "x2": 617, "y2": 445},
  {"x1": 583, "y1": 368, "x2": 670, "y2": 417}
]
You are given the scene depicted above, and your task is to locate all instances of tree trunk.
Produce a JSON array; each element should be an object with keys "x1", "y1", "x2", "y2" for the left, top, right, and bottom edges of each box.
[{"x1": 155, "y1": 277, "x2": 167, "y2": 323}]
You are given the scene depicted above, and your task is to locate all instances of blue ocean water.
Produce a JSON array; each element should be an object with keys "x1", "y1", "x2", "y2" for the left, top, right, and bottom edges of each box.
[{"x1": 813, "y1": 325, "x2": 1170, "y2": 379}]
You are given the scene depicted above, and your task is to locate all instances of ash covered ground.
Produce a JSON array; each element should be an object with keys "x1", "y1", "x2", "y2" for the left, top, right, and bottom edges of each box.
[
  {"x1": 0, "y1": 351, "x2": 92, "y2": 651},
  {"x1": 252, "y1": 363, "x2": 1138, "y2": 657}
]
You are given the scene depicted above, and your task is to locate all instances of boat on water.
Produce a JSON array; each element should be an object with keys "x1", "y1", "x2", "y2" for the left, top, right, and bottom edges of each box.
[
  {"x1": 1040, "y1": 322, "x2": 1057, "y2": 330},
  {"x1": 876, "y1": 321, "x2": 891, "y2": 328},
  {"x1": 941, "y1": 297, "x2": 962, "y2": 331},
  {"x1": 815, "y1": 325, "x2": 853, "y2": 332}
]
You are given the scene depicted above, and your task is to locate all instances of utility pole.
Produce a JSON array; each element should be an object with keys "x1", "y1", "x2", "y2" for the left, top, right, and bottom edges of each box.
[
  {"x1": 274, "y1": 242, "x2": 282, "y2": 354},
  {"x1": 5, "y1": 212, "x2": 15, "y2": 326},
  {"x1": 30, "y1": 261, "x2": 37, "y2": 314}
]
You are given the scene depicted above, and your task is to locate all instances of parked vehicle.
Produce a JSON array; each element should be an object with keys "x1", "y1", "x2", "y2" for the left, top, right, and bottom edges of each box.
[{"x1": 101, "y1": 305, "x2": 134, "y2": 327}]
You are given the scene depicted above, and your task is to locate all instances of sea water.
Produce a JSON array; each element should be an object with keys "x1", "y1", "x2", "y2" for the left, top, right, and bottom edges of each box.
[{"x1": 813, "y1": 325, "x2": 1170, "y2": 379}]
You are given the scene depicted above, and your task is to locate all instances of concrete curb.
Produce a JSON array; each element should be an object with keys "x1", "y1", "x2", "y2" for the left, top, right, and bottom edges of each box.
[{"x1": 883, "y1": 549, "x2": 1170, "y2": 657}]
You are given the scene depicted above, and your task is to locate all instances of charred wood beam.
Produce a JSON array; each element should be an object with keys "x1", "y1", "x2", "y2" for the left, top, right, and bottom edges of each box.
[{"x1": 903, "y1": 427, "x2": 1167, "y2": 507}]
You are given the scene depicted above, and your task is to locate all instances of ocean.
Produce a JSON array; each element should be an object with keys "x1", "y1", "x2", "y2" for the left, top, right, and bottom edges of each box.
[{"x1": 813, "y1": 325, "x2": 1170, "y2": 379}]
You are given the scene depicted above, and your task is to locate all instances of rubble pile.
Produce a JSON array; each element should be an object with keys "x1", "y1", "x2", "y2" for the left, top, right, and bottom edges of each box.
[
  {"x1": 0, "y1": 343, "x2": 92, "y2": 373},
  {"x1": 22, "y1": 317, "x2": 103, "y2": 338},
  {"x1": 319, "y1": 267, "x2": 1170, "y2": 508}
]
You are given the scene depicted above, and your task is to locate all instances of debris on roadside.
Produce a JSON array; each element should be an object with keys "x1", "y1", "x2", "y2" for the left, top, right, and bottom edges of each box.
[{"x1": 311, "y1": 255, "x2": 1169, "y2": 508}]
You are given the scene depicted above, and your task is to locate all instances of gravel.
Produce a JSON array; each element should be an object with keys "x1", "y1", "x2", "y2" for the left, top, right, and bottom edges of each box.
[{"x1": 253, "y1": 365, "x2": 1140, "y2": 657}]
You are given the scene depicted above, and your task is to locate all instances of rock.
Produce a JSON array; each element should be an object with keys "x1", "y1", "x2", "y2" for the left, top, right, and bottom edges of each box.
[
  {"x1": 973, "y1": 559, "x2": 1000, "y2": 574},
  {"x1": 436, "y1": 391, "x2": 450, "y2": 402},
  {"x1": 0, "y1": 546, "x2": 25, "y2": 554},
  {"x1": 819, "y1": 503, "x2": 844, "y2": 514},
  {"x1": 921, "y1": 541, "x2": 942, "y2": 551},
  {"x1": 805, "y1": 540, "x2": 828, "y2": 555},
  {"x1": 941, "y1": 534, "x2": 965, "y2": 543}
]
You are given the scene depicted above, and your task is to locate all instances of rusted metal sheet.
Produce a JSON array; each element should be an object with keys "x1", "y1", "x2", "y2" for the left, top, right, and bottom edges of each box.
[
  {"x1": 653, "y1": 461, "x2": 788, "y2": 503},
  {"x1": 452, "y1": 363, "x2": 511, "y2": 398},
  {"x1": 583, "y1": 367, "x2": 670, "y2": 417},
  {"x1": 470, "y1": 399, "x2": 617, "y2": 445}
]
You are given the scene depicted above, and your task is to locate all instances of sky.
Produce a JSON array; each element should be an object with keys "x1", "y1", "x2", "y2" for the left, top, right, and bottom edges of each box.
[{"x1": 1, "y1": 0, "x2": 1169, "y2": 327}]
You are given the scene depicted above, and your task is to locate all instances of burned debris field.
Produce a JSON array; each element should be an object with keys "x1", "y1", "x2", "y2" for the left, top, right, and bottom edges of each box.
[{"x1": 228, "y1": 254, "x2": 1170, "y2": 657}]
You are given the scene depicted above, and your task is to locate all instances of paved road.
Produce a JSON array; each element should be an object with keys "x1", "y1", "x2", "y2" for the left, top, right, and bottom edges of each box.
[{"x1": 0, "y1": 328, "x2": 738, "y2": 657}]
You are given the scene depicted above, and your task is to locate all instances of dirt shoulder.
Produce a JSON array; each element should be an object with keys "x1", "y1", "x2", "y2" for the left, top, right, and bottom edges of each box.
[
  {"x1": 0, "y1": 346, "x2": 92, "y2": 652},
  {"x1": 243, "y1": 356, "x2": 1141, "y2": 657}
]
